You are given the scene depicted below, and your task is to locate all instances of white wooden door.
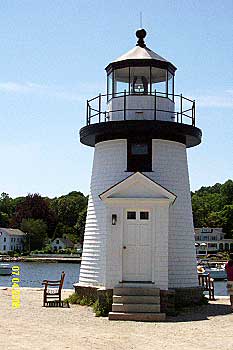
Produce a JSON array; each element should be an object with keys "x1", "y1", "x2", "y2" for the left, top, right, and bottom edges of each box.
[{"x1": 122, "y1": 209, "x2": 152, "y2": 282}]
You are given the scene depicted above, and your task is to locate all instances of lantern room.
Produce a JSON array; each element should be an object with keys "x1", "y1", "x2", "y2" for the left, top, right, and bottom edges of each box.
[
  {"x1": 82, "y1": 29, "x2": 199, "y2": 149},
  {"x1": 106, "y1": 29, "x2": 175, "y2": 99},
  {"x1": 105, "y1": 29, "x2": 176, "y2": 121}
]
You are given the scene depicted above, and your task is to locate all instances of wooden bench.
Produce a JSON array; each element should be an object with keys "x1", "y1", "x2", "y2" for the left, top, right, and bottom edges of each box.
[
  {"x1": 198, "y1": 273, "x2": 215, "y2": 300},
  {"x1": 42, "y1": 271, "x2": 65, "y2": 307}
]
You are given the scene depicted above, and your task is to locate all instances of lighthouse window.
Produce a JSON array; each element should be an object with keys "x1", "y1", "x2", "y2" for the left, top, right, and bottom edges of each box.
[
  {"x1": 107, "y1": 72, "x2": 113, "y2": 101},
  {"x1": 167, "y1": 71, "x2": 174, "y2": 101},
  {"x1": 130, "y1": 67, "x2": 150, "y2": 94},
  {"x1": 114, "y1": 67, "x2": 130, "y2": 97},
  {"x1": 127, "y1": 140, "x2": 152, "y2": 172},
  {"x1": 151, "y1": 67, "x2": 167, "y2": 97}
]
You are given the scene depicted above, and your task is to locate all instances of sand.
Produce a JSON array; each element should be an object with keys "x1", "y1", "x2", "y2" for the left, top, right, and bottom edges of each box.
[{"x1": 0, "y1": 287, "x2": 232, "y2": 350}]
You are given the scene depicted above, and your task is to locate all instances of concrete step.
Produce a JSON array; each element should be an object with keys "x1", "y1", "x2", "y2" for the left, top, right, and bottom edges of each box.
[
  {"x1": 109, "y1": 312, "x2": 166, "y2": 322},
  {"x1": 113, "y1": 295, "x2": 160, "y2": 304},
  {"x1": 114, "y1": 287, "x2": 160, "y2": 296},
  {"x1": 115, "y1": 283, "x2": 157, "y2": 288},
  {"x1": 112, "y1": 303, "x2": 160, "y2": 313}
]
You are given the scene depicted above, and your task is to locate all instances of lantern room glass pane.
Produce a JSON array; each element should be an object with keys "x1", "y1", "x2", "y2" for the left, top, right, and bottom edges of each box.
[
  {"x1": 114, "y1": 67, "x2": 129, "y2": 96},
  {"x1": 151, "y1": 67, "x2": 167, "y2": 97},
  {"x1": 168, "y1": 71, "x2": 174, "y2": 101},
  {"x1": 107, "y1": 72, "x2": 113, "y2": 101},
  {"x1": 130, "y1": 67, "x2": 150, "y2": 94}
]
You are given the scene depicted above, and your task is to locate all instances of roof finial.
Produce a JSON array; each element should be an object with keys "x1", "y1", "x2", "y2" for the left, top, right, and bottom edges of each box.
[{"x1": 136, "y1": 28, "x2": 147, "y2": 48}]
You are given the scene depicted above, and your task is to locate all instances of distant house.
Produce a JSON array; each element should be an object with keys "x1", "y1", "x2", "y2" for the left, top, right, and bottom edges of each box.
[
  {"x1": 0, "y1": 228, "x2": 26, "y2": 253},
  {"x1": 51, "y1": 237, "x2": 74, "y2": 251},
  {"x1": 74, "y1": 242, "x2": 83, "y2": 255},
  {"x1": 195, "y1": 227, "x2": 233, "y2": 254}
]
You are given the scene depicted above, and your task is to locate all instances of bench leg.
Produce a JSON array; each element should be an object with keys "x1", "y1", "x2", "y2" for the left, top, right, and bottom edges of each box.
[{"x1": 43, "y1": 292, "x2": 47, "y2": 307}]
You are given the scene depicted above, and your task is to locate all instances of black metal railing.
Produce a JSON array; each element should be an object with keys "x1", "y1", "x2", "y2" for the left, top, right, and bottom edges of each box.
[{"x1": 86, "y1": 90, "x2": 196, "y2": 127}]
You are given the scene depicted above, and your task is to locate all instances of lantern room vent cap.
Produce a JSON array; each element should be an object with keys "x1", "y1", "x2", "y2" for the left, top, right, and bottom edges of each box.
[
  {"x1": 136, "y1": 28, "x2": 147, "y2": 48},
  {"x1": 112, "y1": 29, "x2": 172, "y2": 64}
]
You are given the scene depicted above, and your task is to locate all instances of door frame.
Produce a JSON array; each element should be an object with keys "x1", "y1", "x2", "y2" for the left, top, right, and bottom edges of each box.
[
  {"x1": 105, "y1": 198, "x2": 171, "y2": 289},
  {"x1": 122, "y1": 207, "x2": 153, "y2": 282}
]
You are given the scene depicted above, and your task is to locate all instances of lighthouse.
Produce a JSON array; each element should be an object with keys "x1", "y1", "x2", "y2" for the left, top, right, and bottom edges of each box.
[{"x1": 77, "y1": 29, "x2": 202, "y2": 319}]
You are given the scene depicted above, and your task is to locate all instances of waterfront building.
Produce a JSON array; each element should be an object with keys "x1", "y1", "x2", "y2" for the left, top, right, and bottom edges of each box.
[
  {"x1": 51, "y1": 237, "x2": 74, "y2": 251},
  {"x1": 195, "y1": 227, "x2": 233, "y2": 254},
  {"x1": 0, "y1": 228, "x2": 26, "y2": 253},
  {"x1": 76, "y1": 29, "x2": 203, "y2": 318}
]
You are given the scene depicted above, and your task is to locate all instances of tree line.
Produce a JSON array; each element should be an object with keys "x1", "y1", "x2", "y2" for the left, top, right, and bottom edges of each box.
[
  {"x1": 0, "y1": 179, "x2": 232, "y2": 252},
  {"x1": 0, "y1": 191, "x2": 88, "y2": 251},
  {"x1": 192, "y1": 179, "x2": 233, "y2": 238}
]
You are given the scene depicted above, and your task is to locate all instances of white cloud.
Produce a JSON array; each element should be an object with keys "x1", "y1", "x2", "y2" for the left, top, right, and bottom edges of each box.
[
  {"x1": 0, "y1": 82, "x2": 32, "y2": 93},
  {"x1": 0, "y1": 81, "x2": 85, "y2": 102}
]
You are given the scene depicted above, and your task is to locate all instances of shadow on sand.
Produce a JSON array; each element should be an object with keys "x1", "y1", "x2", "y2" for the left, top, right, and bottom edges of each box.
[{"x1": 166, "y1": 299, "x2": 232, "y2": 322}]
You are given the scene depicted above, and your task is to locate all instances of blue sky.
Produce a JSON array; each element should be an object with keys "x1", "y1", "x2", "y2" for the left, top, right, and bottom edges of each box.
[{"x1": 0, "y1": 0, "x2": 232, "y2": 198}]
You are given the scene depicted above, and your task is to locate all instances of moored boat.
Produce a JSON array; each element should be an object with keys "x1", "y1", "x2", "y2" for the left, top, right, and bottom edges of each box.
[
  {"x1": 0, "y1": 263, "x2": 12, "y2": 275},
  {"x1": 203, "y1": 261, "x2": 227, "y2": 280}
]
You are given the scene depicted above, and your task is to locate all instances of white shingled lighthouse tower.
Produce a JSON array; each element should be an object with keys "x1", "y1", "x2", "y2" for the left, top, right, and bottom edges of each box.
[{"x1": 77, "y1": 29, "x2": 202, "y2": 320}]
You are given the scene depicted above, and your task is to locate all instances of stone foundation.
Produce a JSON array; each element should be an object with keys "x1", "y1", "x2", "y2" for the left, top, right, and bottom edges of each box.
[
  {"x1": 160, "y1": 289, "x2": 176, "y2": 315},
  {"x1": 173, "y1": 286, "x2": 204, "y2": 308},
  {"x1": 160, "y1": 286, "x2": 204, "y2": 314},
  {"x1": 74, "y1": 285, "x2": 204, "y2": 315}
]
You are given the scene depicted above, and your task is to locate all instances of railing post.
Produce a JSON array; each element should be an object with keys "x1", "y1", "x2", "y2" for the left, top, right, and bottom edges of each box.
[
  {"x1": 180, "y1": 93, "x2": 183, "y2": 124},
  {"x1": 88, "y1": 105, "x2": 91, "y2": 125},
  {"x1": 154, "y1": 90, "x2": 157, "y2": 120},
  {"x1": 123, "y1": 89, "x2": 126, "y2": 120},
  {"x1": 86, "y1": 101, "x2": 89, "y2": 126},
  {"x1": 98, "y1": 93, "x2": 101, "y2": 123},
  {"x1": 193, "y1": 100, "x2": 195, "y2": 126}
]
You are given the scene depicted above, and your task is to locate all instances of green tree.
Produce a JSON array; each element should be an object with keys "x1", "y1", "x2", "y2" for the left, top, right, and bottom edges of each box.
[
  {"x1": 220, "y1": 180, "x2": 233, "y2": 205},
  {"x1": 75, "y1": 208, "x2": 87, "y2": 244},
  {"x1": 11, "y1": 193, "x2": 57, "y2": 236},
  {"x1": 0, "y1": 193, "x2": 14, "y2": 217},
  {"x1": 21, "y1": 218, "x2": 48, "y2": 251},
  {"x1": 220, "y1": 205, "x2": 233, "y2": 238},
  {"x1": 192, "y1": 180, "x2": 233, "y2": 236},
  {"x1": 53, "y1": 223, "x2": 76, "y2": 241},
  {"x1": 205, "y1": 211, "x2": 222, "y2": 228},
  {"x1": 0, "y1": 212, "x2": 10, "y2": 227},
  {"x1": 52, "y1": 192, "x2": 87, "y2": 227}
]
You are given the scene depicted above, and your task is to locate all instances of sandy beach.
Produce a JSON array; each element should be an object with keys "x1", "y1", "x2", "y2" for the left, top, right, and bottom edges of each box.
[{"x1": 0, "y1": 287, "x2": 232, "y2": 350}]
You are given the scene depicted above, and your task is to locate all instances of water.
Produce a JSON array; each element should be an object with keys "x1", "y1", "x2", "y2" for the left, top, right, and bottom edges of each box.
[
  {"x1": 0, "y1": 262, "x2": 80, "y2": 289},
  {"x1": 209, "y1": 280, "x2": 228, "y2": 296},
  {"x1": 0, "y1": 262, "x2": 228, "y2": 295}
]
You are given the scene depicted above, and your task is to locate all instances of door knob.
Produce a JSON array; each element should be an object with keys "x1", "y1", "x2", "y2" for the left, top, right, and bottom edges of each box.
[{"x1": 123, "y1": 246, "x2": 127, "y2": 249}]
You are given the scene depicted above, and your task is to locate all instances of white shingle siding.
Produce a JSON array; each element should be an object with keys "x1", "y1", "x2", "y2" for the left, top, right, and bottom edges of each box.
[
  {"x1": 149, "y1": 140, "x2": 197, "y2": 288},
  {"x1": 79, "y1": 138, "x2": 198, "y2": 289},
  {"x1": 79, "y1": 140, "x2": 129, "y2": 287}
]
